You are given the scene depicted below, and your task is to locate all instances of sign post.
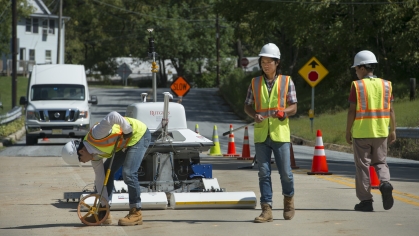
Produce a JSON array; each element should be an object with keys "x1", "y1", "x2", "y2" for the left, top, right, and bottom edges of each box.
[
  {"x1": 170, "y1": 76, "x2": 191, "y2": 102},
  {"x1": 298, "y1": 57, "x2": 329, "y2": 133},
  {"x1": 241, "y1": 57, "x2": 249, "y2": 72},
  {"x1": 117, "y1": 63, "x2": 132, "y2": 87}
]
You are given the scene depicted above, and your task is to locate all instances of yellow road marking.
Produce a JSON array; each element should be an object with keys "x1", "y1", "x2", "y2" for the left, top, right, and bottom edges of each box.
[{"x1": 294, "y1": 168, "x2": 419, "y2": 207}]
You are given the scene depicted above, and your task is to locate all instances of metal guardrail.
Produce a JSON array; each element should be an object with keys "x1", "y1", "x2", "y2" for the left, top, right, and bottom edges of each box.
[
  {"x1": 0, "y1": 106, "x2": 22, "y2": 125},
  {"x1": 396, "y1": 127, "x2": 419, "y2": 139}
]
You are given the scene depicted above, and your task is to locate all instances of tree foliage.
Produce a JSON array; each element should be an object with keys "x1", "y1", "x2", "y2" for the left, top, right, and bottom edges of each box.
[{"x1": 0, "y1": 0, "x2": 32, "y2": 55}]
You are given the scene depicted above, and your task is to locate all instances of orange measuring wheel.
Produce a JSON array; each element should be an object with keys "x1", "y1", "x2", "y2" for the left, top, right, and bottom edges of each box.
[{"x1": 77, "y1": 193, "x2": 110, "y2": 226}]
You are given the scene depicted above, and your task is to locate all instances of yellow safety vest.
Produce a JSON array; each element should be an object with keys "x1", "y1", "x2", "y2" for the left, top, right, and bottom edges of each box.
[
  {"x1": 85, "y1": 117, "x2": 147, "y2": 158},
  {"x1": 252, "y1": 75, "x2": 290, "y2": 143},
  {"x1": 352, "y1": 78, "x2": 391, "y2": 138}
]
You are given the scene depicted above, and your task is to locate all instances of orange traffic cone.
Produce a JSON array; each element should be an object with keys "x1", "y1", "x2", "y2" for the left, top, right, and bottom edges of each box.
[
  {"x1": 369, "y1": 166, "x2": 380, "y2": 189},
  {"x1": 237, "y1": 126, "x2": 252, "y2": 160},
  {"x1": 307, "y1": 130, "x2": 332, "y2": 175},
  {"x1": 290, "y1": 143, "x2": 299, "y2": 169},
  {"x1": 223, "y1": 124, "x2": 240, "y2": 157}
]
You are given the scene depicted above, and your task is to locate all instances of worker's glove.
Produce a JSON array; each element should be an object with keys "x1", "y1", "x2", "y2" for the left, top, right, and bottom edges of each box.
[
  {"x1": 274, "y1": 110, "x2": 287, "y2": 121},
  {"x1": 122, "y1": 132, "x2": 133, "y2": 140}
]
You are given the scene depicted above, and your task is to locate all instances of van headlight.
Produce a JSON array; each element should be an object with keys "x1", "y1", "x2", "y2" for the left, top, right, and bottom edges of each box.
[
  {"x1": 26, "y1": 110, "x2": 37, "y2": 120},
  {"x1": 79, "y1": 111, "x2": 88, "y2": 119}
]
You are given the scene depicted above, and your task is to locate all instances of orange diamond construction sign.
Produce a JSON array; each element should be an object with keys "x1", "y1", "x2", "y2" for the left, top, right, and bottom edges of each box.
[
  {"x1": 298, "y1": 57, "x2": 329, "y2": 87},
  {"x1": 170, "y1": 76, "x2": 191, "y2": 97}
]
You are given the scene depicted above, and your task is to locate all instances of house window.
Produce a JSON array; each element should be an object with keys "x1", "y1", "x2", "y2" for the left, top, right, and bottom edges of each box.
[
  {"x1": 33, "y1": 19, "x2": 39, "y2": 33},
  {"x1": 45, "y1": 50, "x2": 52, "y2": 63},
  {"x1": 29, "y1": 49, "x2": 35, "y2": 61},
  {"x1": 42, "y1": 20, "x2": 48, "y2": 34},
  {"x1": 25, "y1": 19, "x2": 31, "y2": 32},
  {"x1": 49, "y1": 19, "x2": 55, "y2": 34},
  {"x1": 25, "y1": 18, "x2": 39, "y2": 33},
  {"x1": 19, "y1": 48, "x2": 26, "y2": 60}
]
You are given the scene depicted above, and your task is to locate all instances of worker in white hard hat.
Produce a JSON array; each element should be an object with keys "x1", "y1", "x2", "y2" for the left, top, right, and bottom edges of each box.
[
  {"x1": 244, "y1": 43, "x2": 298, "y2": 222},
  {"x1": 346, "y1": 50, "x2": 396, "y2": 212},
  {"x1": 62, "y1": 111, "x2": 150, "y2": 226}
]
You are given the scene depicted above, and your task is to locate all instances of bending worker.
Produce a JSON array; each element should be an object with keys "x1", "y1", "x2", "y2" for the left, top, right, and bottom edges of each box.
[
  {"x1": 244, "y1": 43, "x2": 298, "y2": 222},
  {"x1": 62, "y1": 111, "x2": 151, "y2": 226},
  {"x1": 346, "y1": 50, "x2": 395, "y2": 212}
]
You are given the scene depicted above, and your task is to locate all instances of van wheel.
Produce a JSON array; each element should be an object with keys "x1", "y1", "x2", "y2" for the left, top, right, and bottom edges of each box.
[{"x1": 26, "y1": 136, "x2": 38, "y2": 145}]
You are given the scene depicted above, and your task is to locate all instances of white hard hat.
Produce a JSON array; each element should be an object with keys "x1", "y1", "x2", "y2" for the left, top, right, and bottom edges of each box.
[
  {"x1": 259, "y1": 43, "x2": 281, "y2": 59},
  {"x1": 62, "y1": 140, "x2": 81, "y2": 166},
  {"x1": 351, "y1": 50, "x2": 378, "y2": 68}
]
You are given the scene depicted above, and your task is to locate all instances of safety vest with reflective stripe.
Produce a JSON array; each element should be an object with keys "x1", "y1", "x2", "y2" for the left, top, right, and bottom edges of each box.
[
  {"x1": 352, "y1": 78, "x2": 391, "y2": 138},
  {"x1": 252, "y1": 75, "x2": 290, "y2": 143},
  {"x1": 85, "y1": 117, "x2": 147, "y2": 158}
]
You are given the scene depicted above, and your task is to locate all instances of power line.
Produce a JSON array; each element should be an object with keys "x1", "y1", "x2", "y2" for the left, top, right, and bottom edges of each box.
[{"x1": 257, "y1": 0, "x2": 409, "y2": 4}]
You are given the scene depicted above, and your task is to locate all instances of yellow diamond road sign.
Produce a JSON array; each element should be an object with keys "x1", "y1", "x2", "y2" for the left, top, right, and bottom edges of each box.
[{"x1": 298, "y1": 57, "x2": 329, "y2": 87}]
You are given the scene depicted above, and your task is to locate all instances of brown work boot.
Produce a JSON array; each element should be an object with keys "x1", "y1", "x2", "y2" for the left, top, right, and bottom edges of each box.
[
  {"x1": 84, "y1": 213, "x2": 112, "y2": 225},
  {"x1": 283, "y1": 196, "x2": 295, "y2": 220},
  {"x1": 118, "y1": 208, "x2": 143, "y2": 226},
  {"x1": 254, "y1": 203, "x2": 273, "y2": 223}
]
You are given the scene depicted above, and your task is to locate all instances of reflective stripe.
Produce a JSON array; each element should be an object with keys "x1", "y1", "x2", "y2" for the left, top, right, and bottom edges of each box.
[
  {"x1": 355, "y1": 111, "x2": 391, "y2": 119},
  {"x1": 383, "y1": 80, "x2": 390, "y2": 109},
  {"x1": 252, "y1": 76, "x2": 263, "y2": 112}
]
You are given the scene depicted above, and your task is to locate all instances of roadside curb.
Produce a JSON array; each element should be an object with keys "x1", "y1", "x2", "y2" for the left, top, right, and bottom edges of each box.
[{"x1": 0, "y1": 127, "x2": 25, "y2": 147}]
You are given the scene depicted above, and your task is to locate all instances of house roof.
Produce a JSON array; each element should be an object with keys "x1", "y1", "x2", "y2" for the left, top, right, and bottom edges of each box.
[{"x1": 27, "y1": 0, "x2": 70, "y2": 20}]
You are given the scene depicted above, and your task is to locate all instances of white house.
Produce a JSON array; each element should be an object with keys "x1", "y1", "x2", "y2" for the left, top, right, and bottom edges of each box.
[{"x1": 1, "y1": 0, "x2": 69, "y2": 75}]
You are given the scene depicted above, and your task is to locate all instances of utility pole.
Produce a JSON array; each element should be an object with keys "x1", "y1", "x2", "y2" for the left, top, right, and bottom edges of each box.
[
  {"x1": 216, "y1": 13, "x2": 220, "y2": 87},
  {"x1": 56, "y1": 0, "x2": 62, "y2": 64},
  {"x1": 11, "y1": 0, "x2": 17, "y2": 107}
]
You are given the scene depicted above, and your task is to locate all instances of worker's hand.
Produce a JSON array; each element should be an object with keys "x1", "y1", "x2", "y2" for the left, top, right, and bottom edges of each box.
[
  {"x1": 388, "y1": 130, "x2": 396, "y2": 144},
  {"x1": 345, "y1": 131, "x2": 352, "y2": 145},
  {"x1": 254, "y1": 114, "x2": 264, "y2": 123},
  {"x1": 123, "y1": 132, "x2": 133, "y2": 140},
  {"x1": 272, "y1": 110, "x2": 287, "y2": 121}
]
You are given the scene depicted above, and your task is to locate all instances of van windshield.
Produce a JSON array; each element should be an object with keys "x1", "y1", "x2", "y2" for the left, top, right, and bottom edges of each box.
[{"x1": 31, "y1": 84, "x2": 85, "y2": 101}]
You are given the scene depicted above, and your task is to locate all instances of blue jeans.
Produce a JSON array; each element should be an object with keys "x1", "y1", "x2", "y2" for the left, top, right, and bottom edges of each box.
[
  {"x1": 255, "y1": 136, "x2": 294, "y2": 206},
  {"x1": 104, "y1": 129, "x2": 151, "y2": 209}
]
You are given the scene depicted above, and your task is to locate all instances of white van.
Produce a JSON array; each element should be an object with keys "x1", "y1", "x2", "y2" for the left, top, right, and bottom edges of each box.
[{"x1": 19, "y1": 64, "x2": 97, "y2": 145}]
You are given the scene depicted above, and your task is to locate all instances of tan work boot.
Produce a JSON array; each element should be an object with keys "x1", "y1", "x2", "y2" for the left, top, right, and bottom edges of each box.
[
  {"x1": 254, "y1": 203, "x2": 273, "y2": 223},
  {"x1": 283, "y1": 196, "x2": 295, "y2": 220},
  {"x1": 84, "y1": 213, "x2": 112, "y2": 225},
  {"x1": 118, "y1": 208, "x2": 143, "y2": 226}
]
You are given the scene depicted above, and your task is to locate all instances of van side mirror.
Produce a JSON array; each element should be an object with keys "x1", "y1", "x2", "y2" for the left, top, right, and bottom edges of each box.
[
  {"x1": 89, "y1": 95, "x2": 98, "y2": 105},
  {"x1": 19, "y1": 96, "x2": 28, "y2": 105}
]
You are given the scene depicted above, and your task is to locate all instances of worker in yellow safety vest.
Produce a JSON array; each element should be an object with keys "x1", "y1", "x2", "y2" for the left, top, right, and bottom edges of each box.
[
  {"x1": 244, "y1": 43, "x2": 298, "y2": 222},
  {"x1": 62, "y1": 111, "x2": 150, "y2": 226},
  {"x1": 346, "y1": 50, "x2": 396, "y2": 212}
]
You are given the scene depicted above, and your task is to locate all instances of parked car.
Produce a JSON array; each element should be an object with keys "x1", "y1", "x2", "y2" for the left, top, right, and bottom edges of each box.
[{"x1": 19, "y1": 64, "x2": 97, "y2": 145}]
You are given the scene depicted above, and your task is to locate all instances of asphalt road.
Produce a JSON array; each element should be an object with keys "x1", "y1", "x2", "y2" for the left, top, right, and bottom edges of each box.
[{"x1": 1, "y1": 87, "x2": 418, "y2": 236}]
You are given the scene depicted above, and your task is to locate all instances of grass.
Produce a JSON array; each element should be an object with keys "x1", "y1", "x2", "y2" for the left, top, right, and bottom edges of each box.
[{"x1": 0, "y1": 76, "x2": 28, "y2": 115}]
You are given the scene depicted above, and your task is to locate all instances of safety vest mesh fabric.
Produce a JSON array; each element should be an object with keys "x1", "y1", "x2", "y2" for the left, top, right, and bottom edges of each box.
[
  {"x1": 85, "y1": 117, "x2": 147, "y2": 158},
  {"x1": 352, "y1": 78, "x2": 391, "y2": 138},
  {"x1": 252, "y1": 75, "x2": 290, "y2": 143}
]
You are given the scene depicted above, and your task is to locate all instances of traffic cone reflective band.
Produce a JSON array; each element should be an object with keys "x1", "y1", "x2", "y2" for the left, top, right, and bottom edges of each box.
[
  {"x1": 369, "y1": 166, "x2": 380, "y2": 189},
  {"x1": 209, "y1": 125, "x2": 222, "y2": 156},
  {"x1": 223, "y1": 124, "x2": 240, "y2": 157},
  {"x1": 237, "y1": 126, "x2": 252, "y2": 160},
  {"x1": 195, "y1": 124, "x2": 200, "y2": 134},
  {"x1": 307, "y1": 130, "x2": 332, "y2": 175}
]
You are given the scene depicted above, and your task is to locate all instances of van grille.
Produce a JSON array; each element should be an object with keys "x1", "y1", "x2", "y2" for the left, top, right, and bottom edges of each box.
[{"x1": 36, "y1": 109, "x2": 79, "y2": 122}]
